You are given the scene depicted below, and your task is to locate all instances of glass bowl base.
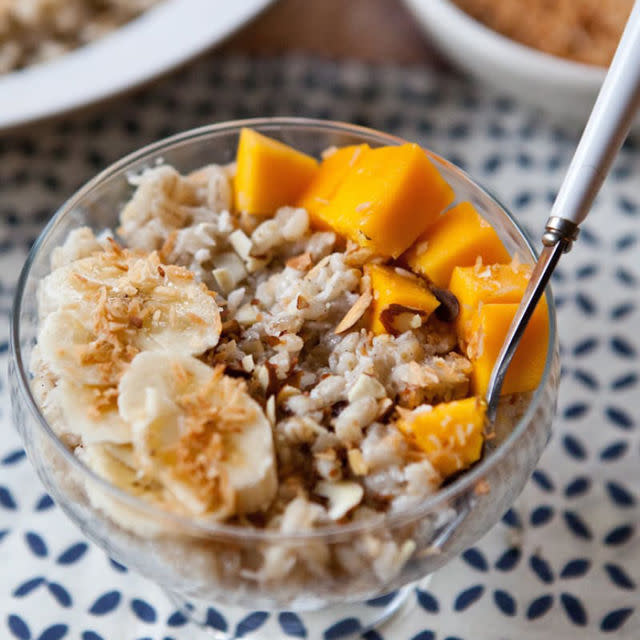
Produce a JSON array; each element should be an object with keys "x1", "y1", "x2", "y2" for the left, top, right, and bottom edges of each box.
[{"x1": 166, "y1": 576, "x2": 432, "y2": 640}]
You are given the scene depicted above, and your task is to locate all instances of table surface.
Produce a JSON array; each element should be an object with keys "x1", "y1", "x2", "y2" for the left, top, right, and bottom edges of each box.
[{"x1": 220, "y1": 0, "x2": 443, "y2": 65}]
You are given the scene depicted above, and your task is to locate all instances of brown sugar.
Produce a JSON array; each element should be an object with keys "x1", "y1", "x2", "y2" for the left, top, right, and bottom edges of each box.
[{"x1": 452, "y1": 0, "x2": 633, "y2": 66}]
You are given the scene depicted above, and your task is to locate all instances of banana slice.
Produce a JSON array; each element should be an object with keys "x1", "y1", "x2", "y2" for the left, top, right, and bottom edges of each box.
[
  {"x1": 76, "y1": 443, "x2": 181, "y2": 537},
  {"x1": 38, "y1": 309, "x2": 131, "y2": 386},
  {"x1": 51, "y1": 379, "x2": 131, "y2": 445},
  {"x1": 38, "y1": 241, "x2": 134, "y2": 318},
  {"x1": 118, "y1": 351, "x2": 277, "y2": 519},
  {"x1": 37, "y1": 245, "x2": 222, "y2": 385}
]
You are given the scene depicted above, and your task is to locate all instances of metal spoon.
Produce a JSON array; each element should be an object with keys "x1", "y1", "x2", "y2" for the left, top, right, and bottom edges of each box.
[{"x1": 485, "y1": 0, "x2": 640, "y2": 422}]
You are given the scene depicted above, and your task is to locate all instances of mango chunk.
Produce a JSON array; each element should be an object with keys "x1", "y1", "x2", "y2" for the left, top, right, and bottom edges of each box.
[
  {"x1": 298, "y1": 144, "x2": 369, "y2": 230},
  {"x1": 366, "y1": 264, "x2": 440, "y2": 335},
  {"x1": 319, "y1": 144, "x2": 454, "y2": 258},
  {"x1": 403, "y1": 201, "x2": 511, "y2": 288},
  {"x1": 449, "y1": 262, "x2": 536, "y2": 345},
  {"x1": 468, "y1": 301, "x2": 549, "y2": 396},
  {"x1": 396, "y1": 397, "x2": 486, "y2": 478},
  {"x1": 234, "y1": 128, "x2": 319, "y2": 215}
]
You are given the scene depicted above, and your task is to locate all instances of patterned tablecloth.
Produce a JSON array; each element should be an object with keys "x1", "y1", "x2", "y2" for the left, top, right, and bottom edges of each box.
[{"x1": 0, "y1": 55, "x2": 638, "y2": 640}]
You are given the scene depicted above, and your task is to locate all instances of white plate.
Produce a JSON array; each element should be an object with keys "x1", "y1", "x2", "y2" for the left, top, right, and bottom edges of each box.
[
  {"x1": 403, "y1": 0, "x2": 640, "y2": 134},
  {"x1": 0, "y1": 0, "x2": 273, "y2": 130}
]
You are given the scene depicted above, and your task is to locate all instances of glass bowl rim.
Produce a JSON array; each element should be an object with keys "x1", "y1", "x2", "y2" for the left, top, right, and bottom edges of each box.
[{"x1": 10, "y1": 116, "x2": 557, "y2": 542}]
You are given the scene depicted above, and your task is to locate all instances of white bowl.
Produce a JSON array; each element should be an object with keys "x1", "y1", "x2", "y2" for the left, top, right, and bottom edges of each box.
[{"x1": 403, "y1": 0, "x2": 639, "y2": 133}]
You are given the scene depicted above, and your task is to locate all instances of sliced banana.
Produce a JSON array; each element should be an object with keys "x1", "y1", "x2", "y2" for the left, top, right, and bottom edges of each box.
[
  {"x1": 76, "y1": 443, "x2": 181, "y2": 537},
  {"x1": 51, "y1": 379, "x2": 131, "y2": 445},
  {"x1": 38, "y1": 242, "x2": 134, "y2": 319},
  {"x1": 37, "y1": 245, "x2": 222, "y2": 400},
  {"x1": 118, "y1": 351, "x2": 277, "y2": 519},
  {"x1": 38, "y1": 309, "x2": 131, "y2": 387}
]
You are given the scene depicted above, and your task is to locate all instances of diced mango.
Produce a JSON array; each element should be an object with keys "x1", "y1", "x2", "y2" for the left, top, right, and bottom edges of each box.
[
  {"x1": 366, "y1": 264, "x2": 440, "y2": 335},
  {"x1": 403, "y1": 201, "x2": 511, "y2": 288},
  {"x1": 318, "y1": 144, "x2": 454, "y2": 258},
  {"x1": 298, "y1": 144, "x2": 369, "y2": 230},
  {"x1": 449, "y1": 262, "x2": 536, "y2": 345},
  {"x1": 234, "y1": 128, "x2": 319, "y2": 215},
  {"x1": 468, "y1": 301, "x2": 549, "y2": 396},
  {"x1": 396, "y1": 397, "x2": 486, "y2": 478}
]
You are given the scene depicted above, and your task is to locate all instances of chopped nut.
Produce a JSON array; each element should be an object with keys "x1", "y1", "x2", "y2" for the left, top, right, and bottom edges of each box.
[
  {"x1": 335, "y1": 290, "x2": 373, "y2": 334},
  {"x1": 212, "y1": 268, "x2": 234, "y2": 295},
  {"x1": 212, "y1": 252, "x2": 247, "y2": 294},
  {"x1": 379, "y1": 304, "x2": 426, "y2": 336},
  {"x1": 246, "y1": 256, "x2": 269, "y2": 274},
  {"x1": 229, "y1": 229, "x2": 253, "y2": 260},
  {"x1": 286, "y1": 252, "x2": 313, "y2": 271},
  {"x1": 347, "y1": 374, "x2": 387, "y2": 403},
  {"x1": 277, "y1": 384, "x2": 302, "y2": 405},
  {"x1": 316, "y1": 481, "x2": 364, "y2": 520},
  {"x1": 241, "y1": 354, "x2": 255, "y2": 372},
  {"x1": 347, "y1": 449, "x2": 369, "y2": 476},
  {"x1": 236, "y1": 304, "x2": 259, "y2": 325}
]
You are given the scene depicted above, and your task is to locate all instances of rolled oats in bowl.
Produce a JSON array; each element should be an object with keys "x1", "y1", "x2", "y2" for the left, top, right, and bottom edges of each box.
[{"x1": 13, "y1": 120, "x2": 559, "y2": 629}]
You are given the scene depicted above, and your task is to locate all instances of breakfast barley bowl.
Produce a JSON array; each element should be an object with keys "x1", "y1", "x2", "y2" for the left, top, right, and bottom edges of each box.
[{"x1": 11, "y1": 120, "x2": 559, "y2": 623}]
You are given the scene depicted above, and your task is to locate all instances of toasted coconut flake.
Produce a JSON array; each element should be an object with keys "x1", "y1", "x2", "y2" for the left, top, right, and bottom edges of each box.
[
  {"x1": 474, "y1": 479, "x2": 491, "y2": 496},
  {"x1": 335, "y1": 290, "x2": 373, "y2": 334}
]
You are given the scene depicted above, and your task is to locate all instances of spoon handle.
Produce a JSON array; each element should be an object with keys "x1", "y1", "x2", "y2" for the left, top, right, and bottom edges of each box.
[
  {"x1": 545, "y1": 0, "x2": 640, "y2": 244},
  {"x1": 486, "y1": 0, "x2": 640, "y2": 421}
]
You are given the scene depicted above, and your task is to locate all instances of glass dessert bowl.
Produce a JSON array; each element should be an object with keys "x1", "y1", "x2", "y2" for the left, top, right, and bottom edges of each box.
[{"x1": 9, "y1": 118, "x2": 559, "y2": 639}]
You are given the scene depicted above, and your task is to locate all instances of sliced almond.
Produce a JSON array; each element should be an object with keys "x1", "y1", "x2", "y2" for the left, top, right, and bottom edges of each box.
[
  {"x1": 266, "y1": 395, "x2": 276, "y2": 425},
  {"x1": 347, "y1": 448, "x2": 369, "y2": 476},
  {"x1": 335, "y1": 290, "x2": 373, "y2": 334},
  {"x1": 286, "y1": 252, "x2": 313, "y2": 271},
  {"x1": 304, "y1": 254, "x2": 331, "y2": 280},
  {"x1": 344, "y1": 247, "x2": 379, "y2": 267},
  {"x1": 316, "y1": 480, "x2": 364, "y2": 520}
]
